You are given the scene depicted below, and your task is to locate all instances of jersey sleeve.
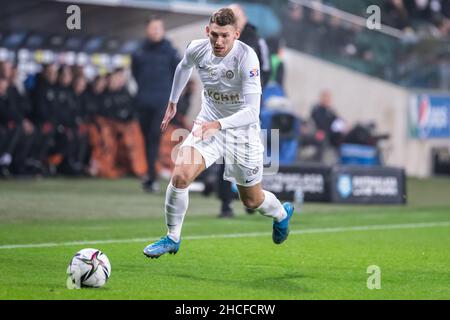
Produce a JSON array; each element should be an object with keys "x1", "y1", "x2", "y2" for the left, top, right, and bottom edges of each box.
[
  {"x1": 240, "y1": 48, "x2": 262, "y2": 95},
  {"x1": 169, "y1": 42, "x2": 196, "y2": 103},
  {"x1": 181, "y1": 41, "x2": 196, "y2": 68},
  {"x1": 218, "y1": 93, "x2": 260, "y2": 130}
]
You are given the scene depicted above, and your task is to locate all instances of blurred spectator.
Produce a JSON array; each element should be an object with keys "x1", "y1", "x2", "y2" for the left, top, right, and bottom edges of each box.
[
  {"x1": 303, "y1": 5, "x2": 328, "y2": 56},
  {"x1": 266, "y1": 37, "x2": 285, "y2": 88},
  {"x1": 29, "y1": 63, "x2": 59, "y2": 174},
  {"x1": 282, "y1": 2, "x2": 306, "y2": 51},
  {"x1": 0, "y1": 75, "x2": 21, "y2": 176},
  {"x1": 383, "y1": 0, "x2": 411, "y2": 30},
  {"x1": 108, "y1": 68, "x2": 147, "y2": 178},
  {"x1": 283, "y1": 1, "x2": 449, "y2": 89},
  {"x1": 85, "y1": 74, "x2": 107, "y2": 124},
  {"x1": 230, "y1": 4, "x2": 271, "y2": 87},
  {"x1": 4, "y1": 63, "x2": 38, "y2": 175},
  {"x1": 323, "y1": 14, "x2": 356, "y2": 59},
  {"x1": 86, "y1": 74, "x2": 110, "y2": 177},
  {"x1": 310, "y1": 89, "x2": 347, "y2": 149},
  {"x1": 88, "y1": 69, "x2": 147, "y2": 178},
  {"x1": 52, "y1": 65, "x2": 83, "y2": 174},
  {"x1": 131, "y1": 15, "x2": 180, "y2": 192},
  {"x1": 72, "y1": 75, "x2": 90, "y2": 172}
]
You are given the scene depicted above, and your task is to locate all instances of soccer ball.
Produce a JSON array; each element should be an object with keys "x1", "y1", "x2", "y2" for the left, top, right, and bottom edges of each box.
[{"x1": 66, "y1": 248, "x2": 111, "y2": 289}]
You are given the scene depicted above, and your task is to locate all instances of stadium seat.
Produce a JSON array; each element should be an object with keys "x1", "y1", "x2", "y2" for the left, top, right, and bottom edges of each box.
[
  {"x1": 260, "y1": 109, "x2": 300, "y2": 165},
  {"x1": 339, "y1": 143, "x2": 380, "y2": 166},
  {"x1": 261, "y1": 82, "x2": 286, "y2": 111}
]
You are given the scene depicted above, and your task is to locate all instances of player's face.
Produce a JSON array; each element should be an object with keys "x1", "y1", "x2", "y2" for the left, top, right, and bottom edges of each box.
[{"x1": 206, "y1": 23, "x2": 239, "y2": 57}]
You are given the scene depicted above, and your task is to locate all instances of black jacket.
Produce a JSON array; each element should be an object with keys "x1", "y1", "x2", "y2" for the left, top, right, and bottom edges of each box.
[
  {"x1": 239, "y1": 23, "x2": 271, "y2": 87},
  {"x1": 30, "y1": 75, "x2": 58, "y2": 126},
  {"x1": 0, "y1": 92, "x2": 23, "y2": 127},
  {"x1": 8, "y1": 86, "x2": 33, "y2": 121},
  {"x1": 311, "y1": 104, "x2": 344, "y2": 147},
  {"x1": 85, "y1": 87, "x2": 106, "y2": 121},
  {"x1": 73, "y1": 90, "x2": 90, "y2": 124},
  {"x1": 131, "y1": 39, "x2": 180, "y2": 109},
  {"x1": 311, "y1": 104, "x2": 337, "y2": 134},
  {"x1": 55, "y1": 84, "x2": 78, "y2": 128},
  {"x1": 109, "y1": 88, "x2": 135, "y2": 122}
]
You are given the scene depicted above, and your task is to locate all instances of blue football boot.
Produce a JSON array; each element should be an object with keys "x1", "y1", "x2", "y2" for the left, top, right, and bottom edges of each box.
[
  {"x1": 272, "y1": 202, "x2": 295, "y2": 244},
  {"x1": 143, "y1": 236, "x2": 180, "y2": 259}
]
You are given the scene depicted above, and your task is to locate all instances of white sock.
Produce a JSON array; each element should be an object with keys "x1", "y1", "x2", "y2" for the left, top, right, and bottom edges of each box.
[
  {"x1": 165, "y1": 181, "x2": 189, "y2": 243},
  {"x1": 257, "y1": 190, "x2": 287, "y2": 222}
]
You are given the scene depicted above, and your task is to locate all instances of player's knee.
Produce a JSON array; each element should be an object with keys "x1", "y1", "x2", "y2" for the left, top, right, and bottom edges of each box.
[
  {"x1": 241, "y1": 197, "x2": 262, "y2": 210},
  {"x1": 171, "y1": 171, "x2": 192, "y2": 189}
]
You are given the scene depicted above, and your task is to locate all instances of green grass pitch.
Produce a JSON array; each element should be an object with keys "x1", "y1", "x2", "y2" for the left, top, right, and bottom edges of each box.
[{"x1": 0, "y1": 177, "x2": 449, "y2": 300}]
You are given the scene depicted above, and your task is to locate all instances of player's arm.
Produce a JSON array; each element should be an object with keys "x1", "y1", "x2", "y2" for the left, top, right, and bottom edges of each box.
[
  {"x1": 161, "y1": 46, "x2": 195, "y2": 132},
  {"x1": 217, "y1": 93, "x2": 260, "y2": 129},
  {"x1": 218, "y1": 49, "x2": 262, "y2": 130},
  {"x1": 193, "y1": 93, "x2": 260, "y2": 139}
]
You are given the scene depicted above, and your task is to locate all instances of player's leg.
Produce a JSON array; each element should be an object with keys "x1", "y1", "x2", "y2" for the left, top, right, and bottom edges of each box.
[
  {"x1": 217, "y1": 162, "x2": 235, "y2": 218},
  {"x1": 143, "y1": 146, "x2": 206, "y2": 258},
  {"x1": 223, "y1": 122, "x2": 295, "y2": 244},
  {"x1": 237, "y1": 183, "x2": 294, "y2": 244},
  {"x1": 165, "y1": 146, "x2": 206, "y2": 239}
]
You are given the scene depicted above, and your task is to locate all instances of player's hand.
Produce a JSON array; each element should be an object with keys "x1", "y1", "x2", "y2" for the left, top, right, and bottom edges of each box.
[
  {"x1": 160, "y1": 102, "x2": 177, "y2": 132},
  {"x1": 192, "y1": 120, "x2": 221, "y2": 140}
]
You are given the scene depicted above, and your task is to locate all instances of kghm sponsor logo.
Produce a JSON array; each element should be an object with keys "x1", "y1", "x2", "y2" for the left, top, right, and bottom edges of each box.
[{"x1": 204, "y1": 89, "x2": 241, "y2": 104}]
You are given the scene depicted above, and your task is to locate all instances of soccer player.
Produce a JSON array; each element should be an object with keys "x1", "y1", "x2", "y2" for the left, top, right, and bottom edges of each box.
[{"x1": 143, "y1": 8, "x2": 294, "y2": 258}]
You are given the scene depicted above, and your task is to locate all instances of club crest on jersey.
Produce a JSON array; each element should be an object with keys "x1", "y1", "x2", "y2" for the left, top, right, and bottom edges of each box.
[
  {"x1": 208, "y1": 68, "x2": 219, "y2": 78},
  {"x1": 225, "y1": 70, "x2": 234, "y2": 79},
  {"x1": 249, "y1": 68, "x2": 260, "y2": 78}
]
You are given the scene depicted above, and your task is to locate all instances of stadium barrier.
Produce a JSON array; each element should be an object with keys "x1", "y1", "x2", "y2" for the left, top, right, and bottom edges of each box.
[
  {"x1": 261, "y1": 164, "x2": 406, "y2": 204},
  {"x1": 330, "y1": 165, "x2": 406, "y2": 204},
  {"x1": 261, "y1": 164, "x2": 332, "y2": 203}
]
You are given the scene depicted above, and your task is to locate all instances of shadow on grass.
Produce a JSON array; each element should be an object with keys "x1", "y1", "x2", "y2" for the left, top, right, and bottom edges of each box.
[{"x1": 166, "y1": 271, "x2": 313, "y2": 297}]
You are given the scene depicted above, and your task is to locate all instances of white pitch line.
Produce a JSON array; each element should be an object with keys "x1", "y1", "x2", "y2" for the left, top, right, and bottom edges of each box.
[{"x1": 0, "y1": 221, "x2": 449, "y2": 250}]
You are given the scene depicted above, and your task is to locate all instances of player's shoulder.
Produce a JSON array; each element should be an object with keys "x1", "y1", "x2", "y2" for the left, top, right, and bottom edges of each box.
[
  {"x1": 185, "y1": 39, "x2": 209, "y2": 62},
  {"x1": 186, "y1": 39, "x2": 210, "y2": 53},
  {"x1": 234, "y1": 40, "x2": 259, "y2": 66},
  {"x1": 235, "y1": 40, "x2": 258, "y2": 60}
]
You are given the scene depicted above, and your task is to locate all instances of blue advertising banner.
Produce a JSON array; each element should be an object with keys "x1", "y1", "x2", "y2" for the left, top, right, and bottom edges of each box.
[
  {"x1": 331, "y1": 166, "x2": 406, "y2": 204},
  {"x1": 409, "y1": 94, "x2": 450, "y2": 139}
]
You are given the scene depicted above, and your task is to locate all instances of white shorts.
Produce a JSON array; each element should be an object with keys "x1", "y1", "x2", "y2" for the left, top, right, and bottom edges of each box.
[{"x1": 181, "y1": 123, "x2": 264, "y2": 187}]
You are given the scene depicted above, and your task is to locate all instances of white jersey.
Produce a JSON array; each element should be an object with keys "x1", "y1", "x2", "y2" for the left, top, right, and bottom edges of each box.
[
  {"x1": 183, "y1": 39, "x2": 262, "y2": 124},
  {"x1": 174, "y1": 39, "x2": 265, "y2": 186}
]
